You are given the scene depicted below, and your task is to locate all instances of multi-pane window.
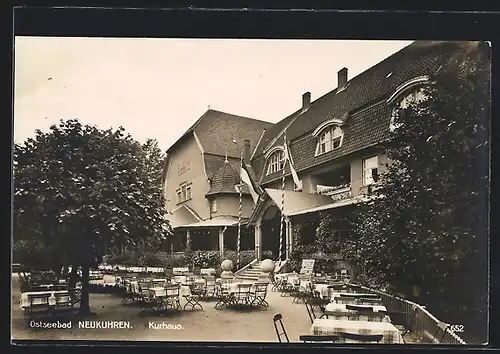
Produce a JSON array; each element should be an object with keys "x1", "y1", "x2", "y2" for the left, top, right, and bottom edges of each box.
[
  {"x1": 390, "y1": 87, "x2": 427, "y2": 131},
  {"x1": 266, "y1": 150, "x2": 285, "y2": 175},
  {"x1": 315, "y1": 126, "x2": 343, "y2": 156},
  {"x1": 176, "y1": 182, "x2": 192, "y2": 204},
  {"x1": 362, "y1": 156, "x2": 379, "y2": 186}
]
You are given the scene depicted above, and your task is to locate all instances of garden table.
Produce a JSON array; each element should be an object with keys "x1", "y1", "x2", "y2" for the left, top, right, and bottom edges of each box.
[
  {"x1": 20, "y1": 290, "x2": 70, "y2": 309},
  {"x1": 311, "y1": 318, "x2": 404, "y2": 344}
]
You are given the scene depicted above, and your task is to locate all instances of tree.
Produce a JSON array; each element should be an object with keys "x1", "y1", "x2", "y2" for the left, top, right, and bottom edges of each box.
[
  {"x1": 342, "y1": 41, "x2": 489, "y2": 340},
  {"x1": 13, "y1": 119, "x2": 172, "y2": 314}
]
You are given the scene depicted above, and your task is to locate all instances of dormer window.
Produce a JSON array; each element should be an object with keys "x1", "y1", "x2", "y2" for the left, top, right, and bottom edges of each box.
[
  {"x1": 266, "y1": 150, "x2": 285, "y2": 175},
  {"x1": 387, "y1": 76, "x2": 430, "y2": 132},
  {"x1": 315, "y1": 126, "x2": 343, "y2": 156}
]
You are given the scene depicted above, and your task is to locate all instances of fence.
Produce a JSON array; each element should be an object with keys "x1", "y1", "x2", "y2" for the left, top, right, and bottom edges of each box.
[{"x1": 352, "y1": 283, "x2": 467, "y2": 345}]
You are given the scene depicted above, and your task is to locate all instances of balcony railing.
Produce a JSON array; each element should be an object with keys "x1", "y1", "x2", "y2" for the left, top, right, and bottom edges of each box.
[{"x1": 316, "y1": 183, "x2": 352, "y2": 202}]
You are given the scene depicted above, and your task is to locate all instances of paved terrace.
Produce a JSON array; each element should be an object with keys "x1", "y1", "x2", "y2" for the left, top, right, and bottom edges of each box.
[{"x1": 11, "y1": 274, "x2": 422, "y2": 343}]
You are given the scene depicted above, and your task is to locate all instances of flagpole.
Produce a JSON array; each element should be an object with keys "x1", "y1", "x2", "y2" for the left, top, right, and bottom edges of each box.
[
  {"x1": 278, "y1": 133, "x2": 287, "y2": 263},
  {"x1": 237, "y1": 148, "x2": 243, "y2": 270}
]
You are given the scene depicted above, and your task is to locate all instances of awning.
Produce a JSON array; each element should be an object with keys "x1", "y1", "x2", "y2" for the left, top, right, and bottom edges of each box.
[
  {"x1": 167, "y1": 205, "x2": 201, "y2": 229},
  {"x1": 265, "y1": 188, "x2": 334, "y2": 216},
  {"x1": 183, "y1": 217, "x2": 244, "y2": 228},
  {"x1": 288, "y1": 195, "x2": 370, "y2": 216}
]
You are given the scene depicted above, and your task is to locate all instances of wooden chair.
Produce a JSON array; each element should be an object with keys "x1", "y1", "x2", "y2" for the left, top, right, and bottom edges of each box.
[
  {"x1": 202, "y1": 276, "x2": 216, "y2": 299},
  {"x1": 233, "y1": 283, "x2": 253, "y2": 307},
  {"x1": 346, "y1": 304, "x2": 374, "y2": 312},
  {"x1": 164, "y1": 284, "x2": 181, "y2": 311},
  {"x1": 250, "y1": 282, "x2": 269, "y2": 309},
  {"x1": 273, "y1": 314, "x2": 289, "y2": 343},
  {"x1": 338, "y1": 332, "x2": 383, "y2": 343},
  {"x1": 68, "y1": 287, "x2": 82, "y2": 307},
  {"x1": 214, "y1": 283, "x2": 234, "y2": 310},
  {"x1": 304, "y1": 299, "x2": 317, "y2": 324},
  {"x1": 183, "y1": 283, "x2": 204, "y2": 311},
  {"x1": 299, "y1": 335, "x2": 340, "y2": 343}
]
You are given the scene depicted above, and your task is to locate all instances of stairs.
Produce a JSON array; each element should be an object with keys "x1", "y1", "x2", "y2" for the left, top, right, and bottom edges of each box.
[{"x1": 235, "y1": 261, "x2": 263, "y2": 281}]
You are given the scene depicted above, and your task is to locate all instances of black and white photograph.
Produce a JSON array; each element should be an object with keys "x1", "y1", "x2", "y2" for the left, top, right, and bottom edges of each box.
[{"x1": 11, "y1": 37, "x2": 490, "y2": 345}]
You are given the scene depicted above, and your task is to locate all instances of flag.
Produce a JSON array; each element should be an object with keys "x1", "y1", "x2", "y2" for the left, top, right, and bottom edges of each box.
[
  {"x1": 240, "y1": 161, "x2": 260, "y2": 203},
  {"x1": 283, "y1": 138, "x2": 302, "y2": 190}
]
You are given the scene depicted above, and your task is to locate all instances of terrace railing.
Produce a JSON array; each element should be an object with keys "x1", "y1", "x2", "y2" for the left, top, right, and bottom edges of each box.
[
  {"x1": 316, "y1": 183, "x2": 352, "y2": 202},
  {"x1": 352, "y1": 284, "x2": 467, "y2": 345}
]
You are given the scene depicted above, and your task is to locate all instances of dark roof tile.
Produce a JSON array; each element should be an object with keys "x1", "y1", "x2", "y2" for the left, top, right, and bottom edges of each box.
[
  {"x1": 254, "y1": 41, "x2": 470, "y2": 184},
  {"x1": 193, "y1": 110, "x2": 273, "y2": 158}
]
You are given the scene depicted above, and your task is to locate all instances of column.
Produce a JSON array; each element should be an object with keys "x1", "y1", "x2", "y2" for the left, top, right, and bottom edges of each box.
[
  {"x1": 186, "y1": 229, "x2": 191, "y2": 251},
  {"x1": 218, "y1": 227, "x2": 224, "y2": 258},
  {"x1": 255, "y1": 220, "x2": 262, "y2": 261}
]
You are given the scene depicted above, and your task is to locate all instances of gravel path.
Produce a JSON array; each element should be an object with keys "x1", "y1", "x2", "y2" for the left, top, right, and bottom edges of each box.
[{"x1": 11, "y1": 274, "x2": 422, "y2": 344}]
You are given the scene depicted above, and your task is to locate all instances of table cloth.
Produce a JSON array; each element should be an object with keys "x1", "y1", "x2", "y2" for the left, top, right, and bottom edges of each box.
[
  {"x1": 311, "y1": 318, "x2": 404, "y2": 344},
  {"x1": 20, "y1": 290, "x2": 70, "y2": 309},
  {"x1": 325, "y1": 303, "x2": 387, "y2": 313}
]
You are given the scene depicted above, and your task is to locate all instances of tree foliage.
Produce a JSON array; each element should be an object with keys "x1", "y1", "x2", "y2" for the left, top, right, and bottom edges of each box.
[
  {"x1": 13, "y1": 119, "x2": 172, "y2": 313},
  {"x1": 341, "y1": 42, "x2": 489, "y2": 339}
]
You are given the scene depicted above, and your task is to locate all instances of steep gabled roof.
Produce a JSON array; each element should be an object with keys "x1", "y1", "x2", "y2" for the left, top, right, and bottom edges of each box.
[
  {"x1": 252, "y1": 108, "x2": 302, "y2": 159},
  {"x1": 193, "y1": 109, "x2": 273, "y2": 158},
  {"x1": 285, "y1": 41, "x2": 465, "y2": 143},
  {"x1": 207, "y1": 160, "x2": 240, "y2": 195},
  {"x1": 256, "y1": 41, "x2": 471, "y2": 184}
]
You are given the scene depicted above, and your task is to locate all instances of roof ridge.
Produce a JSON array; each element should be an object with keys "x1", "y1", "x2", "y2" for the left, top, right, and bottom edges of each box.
[{"x1": 208, "y1": 109, "x2": 274, "y2": 125}]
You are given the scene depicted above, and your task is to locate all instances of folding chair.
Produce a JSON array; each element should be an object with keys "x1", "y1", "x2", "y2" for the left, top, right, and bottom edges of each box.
[
  {"x1": 68, "y1": 287, "x2": 82, "y2": 307},
  {"x1": 183, "y1": 283, "x2": 204, "y2": 311},
  {"x1": 203, "y1": 276, "x2": 216, "y2": 299},
  {"x1": 250, "y1": 282, "x2": 269, "y2": 309},
  {"x1": 273, "y1": 314, "x2": 289, "y2": 343},
  {"x1": 338, "y1": 332, "x2": 383, "y2": 343},
  {"x1": 299, "y1": 335, "x2": 340, "y2": 343},
  {"x1": 214, "y1": 283, "x2": 234, "y2": 310},
  {"x1": 233, "y1": 283, "x2": 253, "y2": 307},
  {"x1": 164, "y1": 284, "x2": 182, "y2": 311},
  {"x1": 304, "y1": 299, "x2": 317, "y2": 324}
]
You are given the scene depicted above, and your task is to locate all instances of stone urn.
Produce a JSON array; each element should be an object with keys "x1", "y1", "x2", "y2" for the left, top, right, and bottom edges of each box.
[
  {"x1": 260, "y1": 259, "x2": 275, "y2": 274},
  {"x1": 220, "y1": 259, "x2": 234, "y2": 278}
]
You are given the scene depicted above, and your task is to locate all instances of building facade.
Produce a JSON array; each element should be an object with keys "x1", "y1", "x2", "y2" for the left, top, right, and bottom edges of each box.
[{"x1": 162, "y1": 41, "x2": 475, "y2": 267}]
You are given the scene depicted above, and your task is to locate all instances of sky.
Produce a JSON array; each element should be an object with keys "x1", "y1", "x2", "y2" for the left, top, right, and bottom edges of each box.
[{"x1": 13, "y1": 37, "x2": 412, "y2": 153}]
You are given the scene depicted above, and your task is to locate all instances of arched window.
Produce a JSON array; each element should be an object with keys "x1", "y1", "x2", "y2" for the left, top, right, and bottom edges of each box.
[
  {"x1": 266, "y1": 149, "x2": 285, "y2": 175},
  {"x1": 315, "y1": 126, "x2": 344, "y2": 156},
  {"x1": 387, "y1": 76, "x2": 429, "y2": 132}
]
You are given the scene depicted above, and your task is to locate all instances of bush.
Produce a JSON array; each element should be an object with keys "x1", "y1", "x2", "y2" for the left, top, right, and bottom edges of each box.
[{"x1": 189, "y1": 251, "x2": 220, "y2": 268}]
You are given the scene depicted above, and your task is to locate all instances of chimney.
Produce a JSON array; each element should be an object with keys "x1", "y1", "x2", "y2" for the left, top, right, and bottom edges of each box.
[
  {"x1": 302, "y1": 92, "x2": 311, "y2": 111},
  {"x1": 338, "y1": 67, "x2": 348, "y2": 90},
  {"x1": 243, "y1": 139, "x2": 251, "y2": 163}
]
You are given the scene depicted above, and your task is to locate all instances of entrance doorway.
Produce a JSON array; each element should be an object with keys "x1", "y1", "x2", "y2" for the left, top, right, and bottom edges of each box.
[{"x1": 261, "y1": 205, "x2": 286, "y2": 261}]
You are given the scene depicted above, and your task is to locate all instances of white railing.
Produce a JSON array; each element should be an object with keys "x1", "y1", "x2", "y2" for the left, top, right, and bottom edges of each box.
[{"x1": 316, "y1": 183, "x2": 352, "y2": 202}]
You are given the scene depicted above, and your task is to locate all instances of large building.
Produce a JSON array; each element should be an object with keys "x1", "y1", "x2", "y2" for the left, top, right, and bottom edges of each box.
[{"x1": 162, "y1": 41, "x2": 476, "y2": 267}]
